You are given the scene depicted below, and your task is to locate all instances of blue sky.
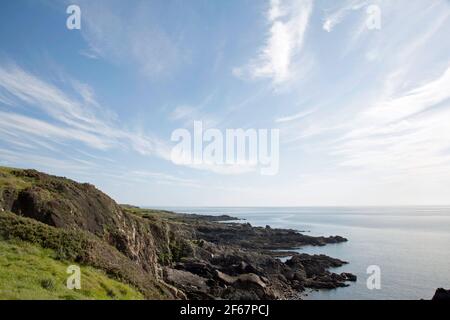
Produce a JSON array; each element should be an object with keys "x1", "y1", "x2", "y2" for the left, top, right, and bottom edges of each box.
[{"x1": 1, "y1": 0, "x2": 450, "y2": 206}]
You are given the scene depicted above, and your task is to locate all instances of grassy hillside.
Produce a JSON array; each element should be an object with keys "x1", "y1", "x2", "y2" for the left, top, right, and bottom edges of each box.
[
  {"x1": 0, "y1": 167, "x2": 176, "y2": 299},
  {"x1": 0, "y1": 239, "x2": 143, "y2": 300}
]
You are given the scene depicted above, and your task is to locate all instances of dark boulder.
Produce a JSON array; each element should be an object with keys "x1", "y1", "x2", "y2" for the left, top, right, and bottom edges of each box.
[
  {"x1": 432, "y1": 288, "x2": 450, "y2": 301},
  {"x1": 341, "y1": 272, "x2": 357, "y2": 282}
]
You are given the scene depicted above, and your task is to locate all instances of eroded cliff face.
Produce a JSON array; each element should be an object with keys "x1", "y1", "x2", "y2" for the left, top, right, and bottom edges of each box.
[
  {"x1": 2, "y1": 170, "x2": 157, "y2": 271},
  {"x1": 0, "y1": 168, "x2": 183, "y2": 298}
]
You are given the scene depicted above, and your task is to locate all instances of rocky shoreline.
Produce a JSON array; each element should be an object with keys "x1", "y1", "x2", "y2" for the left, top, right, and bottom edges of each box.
[
  {"x1": 0, "y1": 167, "x2": 357, "y2": 300},
  {"x1": 154, "y1": 211, "x2": 356, "y2": 299}
]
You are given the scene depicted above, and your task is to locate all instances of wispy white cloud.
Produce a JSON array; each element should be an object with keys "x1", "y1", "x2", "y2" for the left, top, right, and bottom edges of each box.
[
  {"x1": 0, "y1": 111, "x2": 112, "y2": 150},
  {"x1": 0, "y1": 147, "x2": 96, "y2": 174},
  {"x1": 363, "y1": 66, "x2": 450, "y2": 124},
  {"x1": 235, "y1": 0, "x2": 313, "y2": 84},
  {"x1": 127, "y1": 170, "x2": 201, "y2": 188},
  {"x1": 322, "y1": 0, "x2": 369, "y2": 32},
  {"x1": 0, "y1": 63, "x2": 168, "y2": 160},
  {"x1": 0, "y1": 64, "x2": 117, "y2": 138},
  {"x1": 78, "y1": 49, "x2": 99, "y2": 60},
  {"x1": 275, "y1": 108, "x2": 315, "y2": 123},
  {"x1": 333, "y1": 64, "x2": 450, "y2": 178}
]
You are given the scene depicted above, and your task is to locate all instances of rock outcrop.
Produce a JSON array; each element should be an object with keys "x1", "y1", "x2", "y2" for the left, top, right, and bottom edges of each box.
[
  {"x1": 194, "y1": 222, "x2": 347, "y2": 250},
  {"x1": 432, "y1": 288, "x2": 450, "y2": 301},
  {"x1": 4, "y1": 170, "x2": 162, "y2": 274}
]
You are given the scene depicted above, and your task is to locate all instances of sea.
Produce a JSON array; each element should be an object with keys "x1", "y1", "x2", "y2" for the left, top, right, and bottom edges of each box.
[{"x1": 156, "y1": 206, "x2": 450, "y2": 300}]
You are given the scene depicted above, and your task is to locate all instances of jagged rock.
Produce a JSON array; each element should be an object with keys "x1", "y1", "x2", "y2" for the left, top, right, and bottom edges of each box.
[
  {"x1": 163, "y1": 268, "x2": 210, "y2": 299},
  {"x1": 195, "y1": 223, "x2": 347, "y2": 250},
  {"x1": 341, "y1": 272, "x2": 357, "y2": 282},
  {"x1": 285, "y1": 254, "x2": 347, "y2": 277},
  {"x1": 293, "y1": 270, "x2": 307, "y2": 281},
  {"x1": 432, "y1": 288, "x2": 450, "y2": 301},
  {"x1": 235, "y1": 273, "x2": 267, "y2": 288},
  {"x1": 175, "y1": 259, "x2": 217, "y2": 279},
  {"x1": 216, "y1": 270, "x2": 236, "y2": 285}
]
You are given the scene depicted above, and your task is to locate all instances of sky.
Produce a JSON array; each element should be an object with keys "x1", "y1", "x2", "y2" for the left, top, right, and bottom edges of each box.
[{"x1": 0, "y1": 0, "x2": 450, "y2": 206}]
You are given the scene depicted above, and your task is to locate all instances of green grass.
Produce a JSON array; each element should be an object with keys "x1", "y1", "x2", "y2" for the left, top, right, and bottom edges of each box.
[
  {"x1": 0, "y1": 211, "x2": 171, "y2": 299},
  {"x1": 0, "y1": 167, "x2": 33, "y2": 190},
  {"x1": 0, "y1": 239, "x2": 144, "y2": 300},
  {"x1": 122, "y1": 206, "x2": 178, "y2": 220},
  {"x1": 0, "y1": 210, "x2": 90, "y2": 262}
]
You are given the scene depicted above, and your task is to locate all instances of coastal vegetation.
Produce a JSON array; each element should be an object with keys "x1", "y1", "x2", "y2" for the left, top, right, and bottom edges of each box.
[{"x1": 0, "y1": 239, "x2": 143, "y2": 300}]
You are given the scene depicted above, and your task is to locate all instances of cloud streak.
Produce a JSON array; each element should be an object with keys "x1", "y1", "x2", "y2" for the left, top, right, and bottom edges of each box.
[
  {"x1": 0, "y1": 63, "x2": 168, "y2": 159},
  {"x1": 235, "y1": 0, "x2": 313, "y2": 84},
  {"x1": 0, "y1": 63, "x2": 256, "y2": 177},
  {"x1": 275, "y1": 108, "x2": 315, "y2": 123},
  {"x1": 333, "y1": 64, "x2": 450, "y2": 179},
  {"x1": 322, "y1": 0, "x2": 369, "y2": 32}
]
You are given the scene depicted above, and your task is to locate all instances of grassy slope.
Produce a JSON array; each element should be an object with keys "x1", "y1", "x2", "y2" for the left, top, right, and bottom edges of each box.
[
  {"x1": 0, "y1": 209, "x2": 167, "y2": 299},
  {"x1": 0, "y1": 166, "x2": 33, "y2": 190},
  {"x1": 0, "y1": 239, "x2": 143, "y2": 300},
  {"x1": 0, "y1": 167, "x2": 167, "y2": 300}
]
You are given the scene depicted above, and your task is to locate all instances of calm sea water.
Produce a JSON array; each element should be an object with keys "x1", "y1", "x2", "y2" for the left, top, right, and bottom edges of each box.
[{"x1": 157, "y1": 206, "x2": 450, "y2": 300}]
